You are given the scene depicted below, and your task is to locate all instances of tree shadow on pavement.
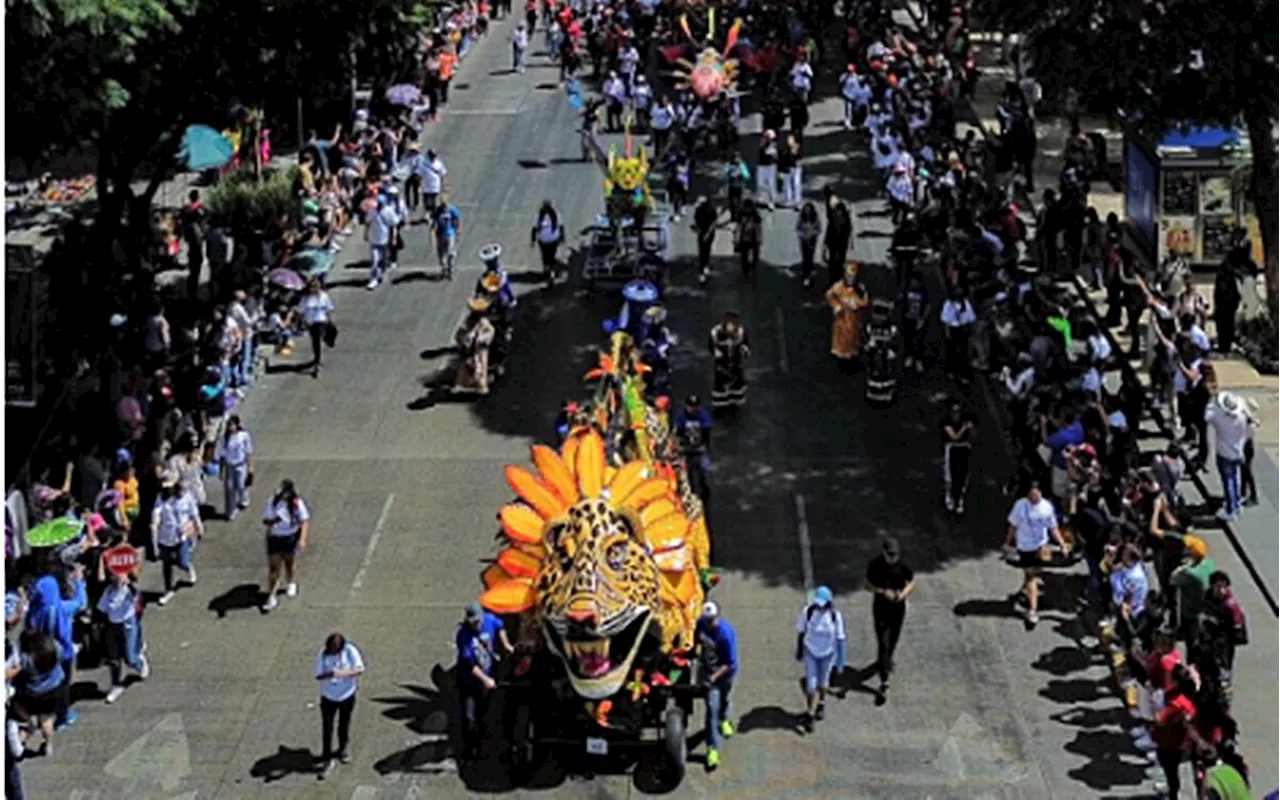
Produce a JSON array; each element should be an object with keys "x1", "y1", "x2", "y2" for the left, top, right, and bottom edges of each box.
[{"x1": 250, "y1": 745, "x2": 320, "y2": 782}]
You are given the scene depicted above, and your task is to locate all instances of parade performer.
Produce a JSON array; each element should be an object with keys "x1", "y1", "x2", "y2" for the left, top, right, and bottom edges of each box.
[
  {"x1": 603, "y1": 279, "x2": 661, "y2": 342},
  {"x1": 708, "y1": 310, "x2": 750, "y2": 410},
  {"x1": 640, "y1": 306, "x2": 677, "y2": 400},
  {"x1": 454, "y1": 296, "x2": 497, "y2": 395},
  {"x1": 475, "y1": 243, "x2": 517, "y2": 311},
  {"x1": 667, "y1": 10, "x2": 746, "y2": 103},
  {"x1": 863, "y1": 298, "x2": 900, "y2": 406},
  {"x1": 825, "y1": 261, "x2": 870, "y2": 368},
  {"x1": 602, "y1": 118, "x2": 652, "y2": 227}
]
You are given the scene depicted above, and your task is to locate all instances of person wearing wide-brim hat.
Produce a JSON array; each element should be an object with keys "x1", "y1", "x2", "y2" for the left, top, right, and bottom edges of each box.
[
  {"x1": 825, "y1": 261, "x2": 870, "y2": 370},
  {"x1": 454, "y1": 296, "x2": 497, "y2": 395},
  {"x1": 709, "y1": 310, "x2": 750, "y2": 410}
]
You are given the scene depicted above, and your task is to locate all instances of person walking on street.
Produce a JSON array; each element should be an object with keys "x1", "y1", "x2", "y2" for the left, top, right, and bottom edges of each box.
[
  {"x1": 7, "y1": 699, "x2": 26, "y2": 800},
  {"x1": 531, "y1": 199, "x2": 564, "y2": 288},
  {"x1": 511, "y1": 23, "x2": 529, "y2": 73},
  {"x1": 795, "y1": 585, "x2": 846, "y2": 732},
  {"x1": 260, "y1": 479, "x2": 310, "y2": 612},
  {"x1": 864, "y1": 538, "x2": 915, "y2": 700},
  {"x1": 1003, "y1": 482, "x2": 1068, "y2": 626},
  {"x1": 314, "y1": 632, "x2": 366, "y2": 780},
  {"x1": 217, "y1": 415, "x2": 254, "y2": 520},
  {"x1": 366, "y1": 196, "x2": 397, "y2": 290},
  {"x1": 673, "y1": 395, "x2": 713, "y2": 503},
  {"x1": 97, "y1": 569, "x2": 150, "y2": 704},
  {"x1": 693, "y1": 197, "x2": 718, "y2": 285},
  {"x1": 456, "y1": 601, "x2": 514, "y2": 758},
  {"x1": 151, "y1": 473, "x2": 202, "y2": 606},
  {"x1": 695, "y1": 601, "x2": 738, "y2": 771},
  {"x1": 708, "y1": 311, "x2": 751, "y2": 411},
  {"x1": 297, "y1": 279, "x2": 335, "y2": 378},
  {"x1": 940, "y1": 399, "x2": 976, "y2": 514},
  {"x1": 796, "y1": 202, "x2": 821, "y2": 287},
  {"x1": 1205, "y1": 391, "x2": 1253, "y2": 521}
]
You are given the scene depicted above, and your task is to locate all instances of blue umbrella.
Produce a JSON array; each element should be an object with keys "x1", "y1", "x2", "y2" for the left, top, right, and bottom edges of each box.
[
  {"x1": 179, "y1": 125, "x2": 235, "y2": 171},
  {"x1": 285, "y1": 249, "x2": 335, "y2": 278},
  {"x1": 385, "y1": 84, "x2": 422, "y2": 107}
]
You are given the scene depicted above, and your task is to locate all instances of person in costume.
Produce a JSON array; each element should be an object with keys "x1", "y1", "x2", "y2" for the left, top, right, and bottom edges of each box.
[
  {"x1": 825, "y1": 261, "x2": 870, "y2": 370},
  {"x1": 453, "y1": 296, "x2": 497, "y2": 395},
  {"x1": 708, "y1": 310, "x2": 750, "y2": 410},
  {"x1": 603, "y1": 279, "x2": 660, "y2": 341},
  {"x1": 474, "y1": 243, "x2": 516, "y2": 311},
  {"x1": 640, "y1": 305, "x2": 677, "y2": 401}
]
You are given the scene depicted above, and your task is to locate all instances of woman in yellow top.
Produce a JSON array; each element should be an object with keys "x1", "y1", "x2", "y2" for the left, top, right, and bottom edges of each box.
[
  {"x1": 113, "y1": 461, "x2": 141, "y2": 521},
  {"x1": 825, "y1": 261, "x2": 870, "y2": 367}
]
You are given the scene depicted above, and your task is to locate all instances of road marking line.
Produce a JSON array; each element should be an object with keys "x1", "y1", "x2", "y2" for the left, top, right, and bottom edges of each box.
[
  {"x1": 775, "y1": 307, "x2": 789, "y2": 373},
  {"x1": 350, "y1": 787, "x2": 379, "y2": 800},
  {"x1": 795, "y1": 494, "x2": 814, "y2": 590},
  {"x1": 351, "y1": 494, "x2": 395, "y2": 594}
]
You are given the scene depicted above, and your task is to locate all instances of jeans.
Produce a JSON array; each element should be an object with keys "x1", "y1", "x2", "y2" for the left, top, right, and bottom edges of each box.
[
  {"x1": 370, "y1": 243, "x2": 390, "y2": 282},
  {"x1": 223, "y1": 461, "x2": 250, "y2": 517},
  {"x1": 320, "y1": 695, "x2": 356, "y2": 761},
  {"x1": 784, "y1": 166, "x2": 803, "y2": 206},
  {"x1": 512, "y1": 46, "x2": 526, "y2": 72},
  {"x1": 159, "y1": 539, "x2": 193, "y2": 592},
  {"x1": 757, "y1": 164, "x2": 778, "y2": 206},
  {"x1": 6, "y1": 756, "x2": 22, "y2": 800},
  {"x1": 106, "y1": 617, "x2": 145, "y2": 686},
  {"x1": 803, "y1": 651, "x2": 835, "y2": 694},
  {"x1": 1216, "y1": 456, "x2": 1243, "y2": 517},
  {"x1": 843, "y1": 98, "x2": 857, "y2": 125},
  {"x1": 236, "y1": 334, "x2": 257, "y2": 385},
  {"x1": 705, "y1": 677, "x2": 733, "y2": 750}
]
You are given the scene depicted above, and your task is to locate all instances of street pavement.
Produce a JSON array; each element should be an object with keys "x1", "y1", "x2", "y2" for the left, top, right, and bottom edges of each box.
[{"x1": 25, "y1": 16, "x2": 1275, "y2": 800}]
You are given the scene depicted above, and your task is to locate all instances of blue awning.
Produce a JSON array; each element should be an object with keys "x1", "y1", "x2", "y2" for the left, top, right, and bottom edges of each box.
[{"x1": 1159, "y1": 127, "x2": 1242, "y2": 150}]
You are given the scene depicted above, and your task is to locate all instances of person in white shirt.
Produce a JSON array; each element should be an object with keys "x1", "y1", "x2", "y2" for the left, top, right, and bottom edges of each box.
[
  {"x1": 227, "y1": 290, "x2": 259, "y2": 386},
  {"x1": 419, "y1": 150, "x2": 448, "y2": 218},
  {"x1": 297, "y1": 280, "x2": 336, "y2": 375},
  {"x1": 314, "y1": 632, "x2": 366, "y2": 779},
  {"x1": 97, "y1": 570, "x2": 150, "y2": 704},
  {"x1": 603, "y1": 72, "x2": 627, "y2": 131},
  {"x1": 939, "y1": 288, "x2": 977, "y2": 382},
  {"x1": 217, "y1": 415, "x2": 254, "y2": 520},
  {"x1": 365, "y1": 199, "x2": 398, "y2": 290},
  {"x1": 839, "y1": 65, "x2": 868, "y2": 128},
  {"x1": 511, "y1": 23, "x2": 529, "y2": 73},
  {"x1": 618, "y1": 42, "x2": 640, "y2": 91},
  {"x1": 151, "y1": 473, "x2": 203, "y2": 605},
  {"x1": 789, "y1": 57, "x2": 813, "y2": 102},
  {"x1": 261, "y1": 479, "x2": 311, "y2": 612},
  {"x1": 794, "y1": 585, "x2": 845, "y2": 732},
  {"x1": 1206, "y1": 391, "x2": 1254, "y2": 520},
  {"x1": 1002, "y1": 482, "x2": 1067, "y2": 625},
  {"x1": 650, "y1": 96, "x2": 675, "y2": 156},
  {"x1": 630, "y1": 74, "x2": 652, "y2": 129}
]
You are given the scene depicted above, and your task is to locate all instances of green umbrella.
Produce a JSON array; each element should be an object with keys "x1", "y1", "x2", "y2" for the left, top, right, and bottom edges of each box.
[
  {"x1": 285, "y1": 249, "x2": 335, "y2": 278},
  {"x1": 25, "y1": 518, "x2": 85, "y2": 549}
]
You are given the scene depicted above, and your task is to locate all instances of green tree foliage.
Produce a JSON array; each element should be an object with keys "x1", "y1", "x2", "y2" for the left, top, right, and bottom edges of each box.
[{"x1": 977, "y1": 0, "x2": 1279, "y2": 314}]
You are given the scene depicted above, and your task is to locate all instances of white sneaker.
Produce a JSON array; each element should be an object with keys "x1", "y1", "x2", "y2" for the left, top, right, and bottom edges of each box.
[
  {"x1": 1215, "y1": 508, "x2": 1237, "y2": 521},
  {"x1": 261, "y1": 595, "x2": 279, "y2": 613},
  {"x1": 944, "y1": 495, "x2": 955, "y2": 512},
  {"x1": 158, "y1": 591, "x2": 175, "y2": 606},
  {"x1": 105, "y1": 687, "x2": 125, "y2": 705},
  {"x1": 137, "y1": 654, "x2": 151, "y2": 680},
  {"x1": 286, "y1": 582, "x2": 299, "y2": 597},
  {"x1": 186, "y1": 566, "x2": 198, "y2": 585},
  {"x1": 1133, "y1": 732, "x2": 1156, "y2": 752},
  {"x1": 1026, "y1": 610, "x2": 1039, "y2": 625},
  {"x1": 366, "y1": 278, "x2": 379, "y2": 290}
]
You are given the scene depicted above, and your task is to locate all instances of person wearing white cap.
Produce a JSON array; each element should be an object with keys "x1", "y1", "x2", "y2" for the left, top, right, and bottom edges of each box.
[
  {"x1": 150, "y1": 472, "x2": 202, "y2": 605},
  {"x1": 1205, "y1": 391, "x2": 1255, "y2": 521},
  {"x1": 695, "y1": 600, "x2": 738, "y2": 770},
  {"x1": 795, "y1": 585, "x2": 845, "y2": 731}
]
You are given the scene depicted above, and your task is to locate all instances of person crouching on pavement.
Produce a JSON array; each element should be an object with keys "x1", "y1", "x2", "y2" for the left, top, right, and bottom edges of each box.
[
  {"x1": 260, "y1": 480, "x2": 311, "y2": 613},
  {"x1": 795, "y1": 585, "x2": 846, "y2": 732},
  {"x1": 696, "y1": 601, "x2": 738, "y2": 771},
  {"x1": 455, "y1": 602, "x2": 514, "y2": 759}
]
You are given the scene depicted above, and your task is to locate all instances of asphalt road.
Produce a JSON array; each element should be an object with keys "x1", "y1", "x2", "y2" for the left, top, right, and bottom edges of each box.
[{"x1": 25, "y1": 15, "x2": 1277, "y2": 800}]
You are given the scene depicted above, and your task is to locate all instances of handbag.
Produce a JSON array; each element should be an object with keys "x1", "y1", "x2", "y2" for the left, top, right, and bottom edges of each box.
[{"x1": 324, "y1": 321, "x2": 339, "y2": 348}]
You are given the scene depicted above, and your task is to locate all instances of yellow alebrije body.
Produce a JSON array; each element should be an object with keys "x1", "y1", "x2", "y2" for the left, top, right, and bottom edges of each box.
[{"x1": 480, "y1": 430, "x2": 705, "y2": 700}]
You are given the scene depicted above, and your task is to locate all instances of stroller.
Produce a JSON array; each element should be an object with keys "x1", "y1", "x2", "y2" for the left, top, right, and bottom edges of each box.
[{"x1": 863, "y1": 298, "x2": 900, "y2": 406}]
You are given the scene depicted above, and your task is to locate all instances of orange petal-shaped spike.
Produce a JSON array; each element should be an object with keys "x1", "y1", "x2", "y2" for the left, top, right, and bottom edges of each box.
[
  {"x1": 480, "y1": 577, "x2": 536, "y2": 614},
  {"x1": 605, "y1": 461, "x2": 649, "y2": 506},
  {"x1": 670, "y1": 565, "x2": 699, "y2": 604},
  {"x1": 584, "y1": 368, "x2": 604, "y2": 381},
  {"x1": 645, "y1": 515, "x2": 689, "y2": 552},
  {"x1": 532, "y1": 445, "x2": 580, "y2": 505},
  {"x1": 639, "y1": 498, "x2": 680, "y2": 527},
  {"x1": 512, "y1": 540, "x2": 545, "y2": 559},
  {"x1": 620, "y1": 477, "x2": 670, "y2": 509},
  {"x1": 575, "y1": 431, "x2": 606, "y2": 498},
  {"x1": 505, "y1": 466, "x2": 565, "y2": 520},
  {"x1": 497, "y1": 547, "x2": 541, "y2": 578},
  {"x1": 482, "y1": 562, "x2": 513, "y2": 589},
  {"x1": 500, "y1": 502, "x2": 548, "y2": 545},
  {"x1": 561, "y1": 435, "x2": 581, "y2": 471}
]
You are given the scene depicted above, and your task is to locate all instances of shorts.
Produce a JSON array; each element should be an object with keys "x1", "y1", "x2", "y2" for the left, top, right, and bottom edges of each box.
[
  {"x1": 1016, "y1": 548, "x2": 1045, "y2": 570},
  {"x1": 266, "y1": 533, "x2": 300, "y2": 557},
  {"x1": 803, "y1": 651, "x2": 836, "y2": 694}
]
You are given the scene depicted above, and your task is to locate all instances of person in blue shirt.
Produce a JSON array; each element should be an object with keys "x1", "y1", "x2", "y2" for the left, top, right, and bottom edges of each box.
[
  {"x1": 25, "y1": 565, "x2": 85, "y2": 729},
  {"x1": 695, "y1": 601, "x2": 738, "y2": 771},
  {"x1": 432, "y1": 197, "x2": 462, "y2": 278},
  {"x1": 672, "y1": 395, "x2": 713, "y2": 503},
  {"x1": 455, "y1": 602, "x2": 513, "y2": 758},
  {"x1": 1043, "y1": 414, "x2": 1086, "y2": 508}
]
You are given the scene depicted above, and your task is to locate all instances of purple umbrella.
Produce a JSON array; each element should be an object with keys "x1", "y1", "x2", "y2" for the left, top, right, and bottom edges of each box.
[
  {"x1": 385, "y1": 83, "x2": 422, "y2": 107},
  {"x1": 266, "y1": 267, "x2": 306, "y2": 291}
]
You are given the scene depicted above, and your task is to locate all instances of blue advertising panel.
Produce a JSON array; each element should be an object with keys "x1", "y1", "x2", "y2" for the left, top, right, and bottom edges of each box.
[{"x1": 1125, "y1": 138, "x2": 1159, "y2": 260}]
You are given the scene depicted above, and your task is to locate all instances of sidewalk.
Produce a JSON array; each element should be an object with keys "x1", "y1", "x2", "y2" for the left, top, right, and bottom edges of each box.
[{"x1": 967, "y1": 49, "x2": 1280, "y2": 791}]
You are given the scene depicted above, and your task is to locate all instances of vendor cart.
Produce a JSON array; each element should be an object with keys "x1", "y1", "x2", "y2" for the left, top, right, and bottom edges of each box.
[
  {"x1": 498, "y1": 645, "x2": 702, "y2": 789},
  {"x1": 581, "y1": 212, "x2": 671, "y2": 291}
]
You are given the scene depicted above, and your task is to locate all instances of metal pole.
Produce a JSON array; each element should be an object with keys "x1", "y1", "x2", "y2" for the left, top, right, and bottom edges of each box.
[
  {"x1": 296, "y1": 96, "x2": 305, "y2": 153},
  {"x1": 350, "y1": 49, "x2": 359, "y2": 116}
]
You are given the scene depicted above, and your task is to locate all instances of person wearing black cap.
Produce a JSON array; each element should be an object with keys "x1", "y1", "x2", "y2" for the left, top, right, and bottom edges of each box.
[
  {"x1": 864, "y1": 538, "x2": 914, "y2": 699},
  {"x1": 455, "y1": 601, "x2": 513, "y2": 758}
]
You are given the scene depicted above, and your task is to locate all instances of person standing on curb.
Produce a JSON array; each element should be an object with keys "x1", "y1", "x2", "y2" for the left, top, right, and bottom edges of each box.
[
  {"x1": 217, "y1": 415, "x2": 254, "y2": 521},
  {"x1": 151, "y1": 473, "x2": 202, "y2": 606},
  {"x1": 314, "y1": 632, "x2": 366, "y2": 780},
  {"x1": 260, "y1": 480, "x2": 310, "y2": 612},
  {"x1": 456, "y1": 601, "x2": 514, "y2": 759},
  {"x1": 795, "y1": 585, "x2": 846, "y2": 732},
  {"x1": 864, "y1": 538, "x2": 915, "y2": 701},
  {"x1": 695, "y1": 601, "x2": 738, "y2": 771}
]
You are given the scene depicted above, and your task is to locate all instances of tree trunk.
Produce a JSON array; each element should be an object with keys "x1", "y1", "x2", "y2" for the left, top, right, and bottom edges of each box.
[{"x1": 1245, "y1": 106, "x2": 1278, "y2": 320}]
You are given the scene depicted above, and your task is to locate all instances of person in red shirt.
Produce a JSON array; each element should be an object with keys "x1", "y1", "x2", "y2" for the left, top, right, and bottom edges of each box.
[
  {"x1": 1143, "y1": 628, "x2": 1182, "y2": 694},
  {"x1": 1151, "y1": 665, "x2": 1215, "y2": 799}
]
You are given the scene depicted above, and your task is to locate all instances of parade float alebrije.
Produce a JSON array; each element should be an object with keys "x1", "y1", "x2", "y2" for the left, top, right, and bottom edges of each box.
[
  {"x1": 478, "y1": 335, "x2": 714, "y2": 705},
  {"x1": 668, "y1": 9, "x2": 745, "y2": 101},
  {"x1": 602, "y1": 118, "x2": 652, "y2": 223}
]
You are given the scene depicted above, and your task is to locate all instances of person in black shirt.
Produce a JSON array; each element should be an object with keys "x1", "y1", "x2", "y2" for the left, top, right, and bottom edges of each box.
[
  {"x1": 692, "y1": 198, "x2": 718, "y2": 285},
  {"x1": 899, "y1": 272, "x2": 930, "y2": 372},
  {"x1": 940, "y1": 399, "x2": 977, "y2": 515},
  {"x1": 864, "y1": 538, "x2": 915, "y2": 699}
]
